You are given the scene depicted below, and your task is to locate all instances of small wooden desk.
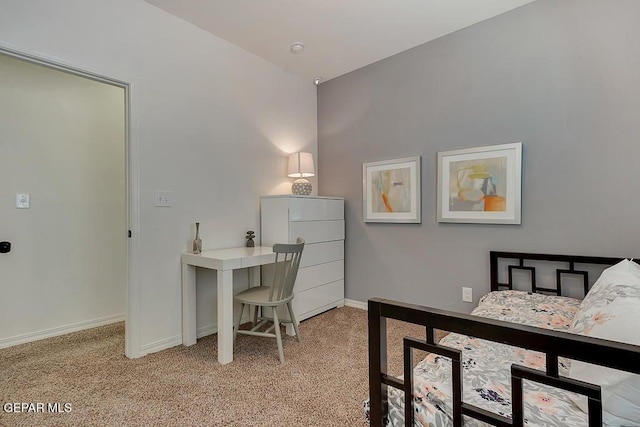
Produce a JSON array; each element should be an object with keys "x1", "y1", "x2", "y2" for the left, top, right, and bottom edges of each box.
[{"x1": 181, "y1": 246, "x2": 275, "y2": 364}]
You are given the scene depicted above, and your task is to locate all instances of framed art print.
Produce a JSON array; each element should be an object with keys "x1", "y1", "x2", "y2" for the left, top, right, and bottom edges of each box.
[
  {"x1": 363, "y1": 156, "x2": 421, "y2": 223},
  {"x1": 437, "y1": 143, "x2": 522, "y2": 224}
]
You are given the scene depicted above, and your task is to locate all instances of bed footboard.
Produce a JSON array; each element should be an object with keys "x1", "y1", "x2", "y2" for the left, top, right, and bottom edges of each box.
[{"x1": 368, "y1": 298, "x2": 640, "y2": 427}]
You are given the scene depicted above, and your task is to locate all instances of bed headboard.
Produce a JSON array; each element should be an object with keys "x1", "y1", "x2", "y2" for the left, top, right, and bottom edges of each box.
[{"x1": 490, "y1": 251, "x2": 626, "y2": 296}]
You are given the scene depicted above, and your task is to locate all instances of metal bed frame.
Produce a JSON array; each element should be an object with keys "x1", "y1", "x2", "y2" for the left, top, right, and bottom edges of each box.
[{"x1": 368, "y1": 251, "x2": 640, "y2": 426}]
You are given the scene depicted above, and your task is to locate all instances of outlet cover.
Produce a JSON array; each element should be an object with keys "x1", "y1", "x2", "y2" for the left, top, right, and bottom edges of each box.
[{"x1": 462, "y1": 287, "x2": 473, "y2": 303}]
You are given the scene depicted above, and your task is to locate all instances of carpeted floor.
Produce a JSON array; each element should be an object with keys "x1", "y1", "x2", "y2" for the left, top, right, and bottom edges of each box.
[{"x1": 0, "y1": 306, "x2": 431, "y2": 427}]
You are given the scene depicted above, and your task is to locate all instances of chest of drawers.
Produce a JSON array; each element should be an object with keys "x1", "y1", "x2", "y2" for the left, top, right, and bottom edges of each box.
[{"x1": 261, "y1": 195, "x2": 345, "y2": 325}]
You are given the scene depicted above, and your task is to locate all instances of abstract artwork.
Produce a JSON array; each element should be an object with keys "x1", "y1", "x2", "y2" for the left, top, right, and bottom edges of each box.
[
  {"x1": 437, "y1": 143, "x2": 522, "y2": 224},
  {"x1": 363, "y1": 156, "x2": 421, "y2": 223}
]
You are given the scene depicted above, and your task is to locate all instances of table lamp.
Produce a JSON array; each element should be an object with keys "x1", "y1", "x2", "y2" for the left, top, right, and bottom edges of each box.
[{"x1": 288, "y1": 152, "x2": 315, "y2": 195}]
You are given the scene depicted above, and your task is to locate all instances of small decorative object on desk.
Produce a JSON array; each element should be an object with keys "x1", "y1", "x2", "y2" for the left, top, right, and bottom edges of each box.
[
  {"x1": 245, "y1": 231, "x2": 255, "y2": 247},
  {"x1": 193, "y1": 222, "x2": 202, "y2": 254}
]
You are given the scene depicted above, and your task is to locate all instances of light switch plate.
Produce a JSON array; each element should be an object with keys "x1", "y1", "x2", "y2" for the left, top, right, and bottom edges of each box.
[
  {"x1": 16, "y1": 193, "x2": 30, "y2": 209},
  {"x1": 154, "y1": 191, "x2": 172, "y2": 207}
]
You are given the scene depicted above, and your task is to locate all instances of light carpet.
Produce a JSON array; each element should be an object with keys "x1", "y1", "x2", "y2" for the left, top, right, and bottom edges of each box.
[{"x1": 0, "y1": 306, "x2": 430, "y2": 427}]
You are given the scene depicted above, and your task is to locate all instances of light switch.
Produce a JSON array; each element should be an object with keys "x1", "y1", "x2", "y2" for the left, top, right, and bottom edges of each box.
[
  {"x1": 154, "y1": 191, "x2": 172, "y2": 207},
  {"x1": 16, "y1": 193, "x2": 30, "y2": 209}
]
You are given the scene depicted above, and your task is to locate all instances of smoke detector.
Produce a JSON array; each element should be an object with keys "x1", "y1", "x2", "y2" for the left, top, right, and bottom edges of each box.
[{"x1": 290, "y1": 41, "x2": 305, "y2": 54}]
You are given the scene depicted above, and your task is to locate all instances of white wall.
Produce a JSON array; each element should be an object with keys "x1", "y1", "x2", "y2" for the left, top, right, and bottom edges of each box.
[
  {"x1": 0, "y1": 55, "x2": 126, "y2": 345},
  {"x1": 0, "y1": 0, "x2": 317, "y2": 355}
]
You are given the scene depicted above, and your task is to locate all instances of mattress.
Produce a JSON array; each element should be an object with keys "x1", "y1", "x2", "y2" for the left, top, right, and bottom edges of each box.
[{"x1": 366, "y1": 291, "x2": 588, "y2": 426}]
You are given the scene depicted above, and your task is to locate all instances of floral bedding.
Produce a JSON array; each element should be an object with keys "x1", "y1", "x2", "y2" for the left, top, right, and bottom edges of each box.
[
  {"x1": 365, "y1": 291, "x2": 588, "y2": 426},
  {"x1": 570, "y1": 260, "x2": 640, "y2": 335}
]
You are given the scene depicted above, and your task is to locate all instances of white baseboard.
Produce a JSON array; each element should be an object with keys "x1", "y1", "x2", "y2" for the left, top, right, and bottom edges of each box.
[
  {"x1": 344, "y1": 299, "x2": 367, "y2": 310},
  {"x1": 196, "y1": 324, "x2": 218, "y2": 339},
  {"x1": 140, "y1": 334, "x2": 182, "y2": 356},
  {"x1": 141, "y1": 324, "x2": 231, "y2": 356},
  {"x1": 0, "y1": 313, "x2": 125, "y2": 349},
  {"x1": 141, "y1": 312, "x2": 255, "y2": 356},
  {"x1": 195, "y1": 310, "x2": 255, "y2": 339},
  {"x1": 143, "y1": 302, "x2": 371, "y2": 356}
]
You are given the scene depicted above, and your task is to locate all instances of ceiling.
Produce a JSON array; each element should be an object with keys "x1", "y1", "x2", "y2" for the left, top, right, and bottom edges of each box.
[{"x1": 145, "y1": 0, "x2": 536, "y2": 84}]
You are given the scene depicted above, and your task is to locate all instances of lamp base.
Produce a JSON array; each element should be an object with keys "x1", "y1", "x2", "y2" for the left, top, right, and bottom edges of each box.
[{"x1": 292, "y1": 178, "x2": 312, "y2": 196}]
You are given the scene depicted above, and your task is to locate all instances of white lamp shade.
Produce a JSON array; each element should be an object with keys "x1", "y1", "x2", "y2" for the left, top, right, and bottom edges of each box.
[{"x1": 287, "y1": 152, "x2": 315, "y2": 178}]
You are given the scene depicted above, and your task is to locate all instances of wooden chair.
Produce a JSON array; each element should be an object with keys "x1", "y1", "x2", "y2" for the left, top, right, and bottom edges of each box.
[{"x1": 233, "y1": 238, "x2": 304, "y2": 364}]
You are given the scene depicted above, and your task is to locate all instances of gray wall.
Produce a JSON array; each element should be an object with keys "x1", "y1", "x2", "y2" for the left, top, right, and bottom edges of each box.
[{"x1": 317, "y1": 0, "x2": 640, "y2": 312}]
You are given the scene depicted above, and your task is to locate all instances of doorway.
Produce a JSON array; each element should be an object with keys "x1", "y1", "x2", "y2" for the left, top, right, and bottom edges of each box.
[{"x1": 0, "y1": 48, "x2": 137, "y2": 357}]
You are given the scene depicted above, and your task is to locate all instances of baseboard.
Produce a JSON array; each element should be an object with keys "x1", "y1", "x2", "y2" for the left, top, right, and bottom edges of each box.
[
  {"x1": 141, "y1": 312, "x2": 255, "y2": 356},
  {"x1": 196, "y1": 324, "x2": 218, "y2": 339},
  {"x1": 0, "y1": 313, "x2": 125, "y2": 349},
  {"x1": 344, "y1": 299, "x2": 367, "y2": 310},
  {"x1": 195, "y1": 310, "x2": 255, "y2": 339},
  {"x1": 140, "y1": 334, "x2": 182, "y2": 356},
  {"x1": 145, "y1": 302, "x2": 367, "y2": 356}
]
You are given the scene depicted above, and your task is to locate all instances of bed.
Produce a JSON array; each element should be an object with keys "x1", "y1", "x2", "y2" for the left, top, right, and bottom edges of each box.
[{"x1": 367, "y1": 251, "x2": 640, "y2": 426}]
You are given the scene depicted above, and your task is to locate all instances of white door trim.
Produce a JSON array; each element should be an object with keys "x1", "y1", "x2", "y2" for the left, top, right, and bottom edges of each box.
[{"x1": 0, "y1": 44, "x2": 143, "y2": 358}]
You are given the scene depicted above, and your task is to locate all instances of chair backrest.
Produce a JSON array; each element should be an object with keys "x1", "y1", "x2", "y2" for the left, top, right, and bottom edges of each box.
[{"x1": 268, "y1": 238, "x2": 305, "y2": 302}]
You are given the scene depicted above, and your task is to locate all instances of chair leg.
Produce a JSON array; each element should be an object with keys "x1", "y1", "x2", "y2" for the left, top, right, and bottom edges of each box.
[
  {"x1": 272, "y1": 309, "x2": 285, "y2": 364},
  {"x1": 234, "y1": 303, "x2": 245, "y2": 344},
  {"x1": 252, "y1": 305, "x2": 259, "y2": 327},
  {"x1": 287, "y1": 302, "x2": 302, "y2": 343}
]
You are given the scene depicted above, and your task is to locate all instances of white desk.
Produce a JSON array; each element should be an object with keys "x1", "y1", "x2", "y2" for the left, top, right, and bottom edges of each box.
[{"x1": 181, "y1": 246, "x2": 275, "y2": 364}]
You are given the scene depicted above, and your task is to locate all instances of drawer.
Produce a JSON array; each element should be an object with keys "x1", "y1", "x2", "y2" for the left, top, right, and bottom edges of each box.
[
  {"x1": 292, "y1": 280, "x2": 344, "y2": 317},
  {"x1": 289, "y1": 198, "x2": 343, "y2": 221},
  {"x1": 295, "y1": 260, "x2": 344, "y2": 293},
  {"x1": 289, "y1": 220, "x2": 344, "y2": 244},
  {"x1": 300, "y1": 240, "x2": 343, "y2": 268}
]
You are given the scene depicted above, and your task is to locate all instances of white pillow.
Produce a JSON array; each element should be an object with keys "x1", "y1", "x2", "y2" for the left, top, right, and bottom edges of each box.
[
  {"x1": 571, "y1": 259, "x2": 640, "y2": 332},
  {"x1": 568, "y1": 297, "x2": 640, "y2": 425},
  {"x1": 588, "y1": 259, "x2": 640, "y2": 294}
]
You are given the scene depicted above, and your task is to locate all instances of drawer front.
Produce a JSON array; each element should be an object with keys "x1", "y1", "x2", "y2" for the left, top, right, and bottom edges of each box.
[
  {"x1": 300, "y1": 240, "x2": 344, "y2": 268},
  {"x1": 293, "y1": 280, "x2": 344, "y2": 317},
  {"x1": 295, "y1": 260, "x2": 344, "y2": 293},
  {"x1": 289, "y1": 220, "x2": 344, "y2": 244},
  {"x1": 289, "y1": 198, "x2": 343, "y2": 221}
]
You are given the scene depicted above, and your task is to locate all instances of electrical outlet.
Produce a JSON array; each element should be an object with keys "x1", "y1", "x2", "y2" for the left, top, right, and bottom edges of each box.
[{"x1": 462, "y1": 287, "x2": 473, "y2": 303}]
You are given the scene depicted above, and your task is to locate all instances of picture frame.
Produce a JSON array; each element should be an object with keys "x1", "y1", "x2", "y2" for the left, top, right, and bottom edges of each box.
[
  {"x1": 437, "y1": 142, "x2": 522, "y2": 224},
  {"x1": 363, "y1": 156, "x2": 421, "y2": 223}
]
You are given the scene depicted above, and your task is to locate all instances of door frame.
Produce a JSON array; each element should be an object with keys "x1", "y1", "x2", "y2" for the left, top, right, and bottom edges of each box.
[{"x1": 0, "y1": 44, "x2": 142, "y2": 358}]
